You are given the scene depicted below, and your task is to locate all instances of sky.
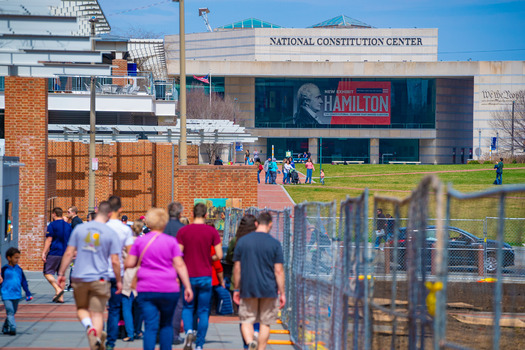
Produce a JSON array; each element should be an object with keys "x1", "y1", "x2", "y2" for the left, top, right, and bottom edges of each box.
[{"x1": 98, "y1": 0, "x2": 525, "y2": 61}]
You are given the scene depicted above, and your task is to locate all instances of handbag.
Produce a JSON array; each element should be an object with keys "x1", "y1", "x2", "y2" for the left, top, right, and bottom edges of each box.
[{"x1": 131, "y1": 232, "x2": 161, "y2": 290}]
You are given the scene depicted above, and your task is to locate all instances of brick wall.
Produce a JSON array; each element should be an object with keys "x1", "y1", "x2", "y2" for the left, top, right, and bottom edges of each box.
[
  {"x1": 174, "y1": 165, "x2": 258, "y2": 219},
  {"x1": 112, "y1": 59, "x2": 128, "y2": 86},
  {"x1": 4, "y1": 77, "x2": 48, "y2": 270},
  {"x1": 48, "y1": 141, "x2": 201, "y2": 221}
]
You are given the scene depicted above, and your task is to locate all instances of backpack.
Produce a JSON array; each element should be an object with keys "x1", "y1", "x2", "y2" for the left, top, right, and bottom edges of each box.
[{"x1": 214, "y1": 286, "x2": 234, "y2": 315}]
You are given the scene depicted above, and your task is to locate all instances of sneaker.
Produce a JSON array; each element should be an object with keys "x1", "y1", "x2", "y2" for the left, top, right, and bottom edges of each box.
[
  {"x1": 249, "y1": 340, "x2": 258, "y2": 350},
  {"x1": 195, "y1": 347, "x2": 203, "y2": 350},
  {"x1": 253, "y1": 331, "x2": 259, "y2": 340},
  {"x1": 183, "y1": 330, "x2": 195, "y2": 350},
  {"x1": 100, "y1": 331, "x2": 107, "y2": 350},
  {"x1": 86, "y1": 327, "x2": 101, "y2": 350},
  {"x1": 173, "y1": 337, "x2": 184, "y2": 345},
  {"x1": 8, "y1": 328, "x2": 16, "y2": 336}
]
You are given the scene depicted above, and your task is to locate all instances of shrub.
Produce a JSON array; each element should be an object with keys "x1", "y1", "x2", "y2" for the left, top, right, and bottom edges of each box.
[
  {"x1": 468, "y1": 160, "x2": 480, "y2": 164},
  {"x1": 512, "y1": 159, "x2": 518, "y2": 164},
  {"x1": 483, "y1": 160, "x2": 492, "y2": 164}
]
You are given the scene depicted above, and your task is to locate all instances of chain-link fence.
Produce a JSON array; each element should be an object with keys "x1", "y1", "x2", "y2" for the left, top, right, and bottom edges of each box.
[{"x1": 224, "y1": 176, "x2": 525, "y2": 349}]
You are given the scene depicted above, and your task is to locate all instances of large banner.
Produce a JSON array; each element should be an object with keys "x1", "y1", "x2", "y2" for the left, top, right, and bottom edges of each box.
[{"x1": 293, "y1": 81, "x2": 391, "y2": 126}]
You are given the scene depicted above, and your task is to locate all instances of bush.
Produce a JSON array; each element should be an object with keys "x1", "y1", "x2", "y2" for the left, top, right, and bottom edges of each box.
[
  {"x1": 483, "y1": 160, "x2": 492, "y2": 164},
  {"x1": 468, "y1": 160, "x2": 480, "y2": 164},
  {"x1": 512, "y1": 159, "x2": 518, "y2": 164}
]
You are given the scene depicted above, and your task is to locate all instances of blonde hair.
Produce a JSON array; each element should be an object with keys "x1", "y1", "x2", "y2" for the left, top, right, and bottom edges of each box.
[
  {"x1": 180, "y1": 216, "x2": 190, "y2": 225},
  {"x1": 131, "y1": 221, "x2": 144, "y2": 237},
  {"x1": 145, "y1": 208, "x2": 169, "y2": 232}
]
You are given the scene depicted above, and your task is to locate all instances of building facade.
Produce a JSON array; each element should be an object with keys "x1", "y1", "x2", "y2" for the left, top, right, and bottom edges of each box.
[{"x1": 165, "y1": 19, "x2": 525, "y2": 164}]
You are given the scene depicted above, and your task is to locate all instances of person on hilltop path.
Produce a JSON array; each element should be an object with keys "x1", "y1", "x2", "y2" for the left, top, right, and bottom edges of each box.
[
  {"x1": 305, "y1": 158, "x2": 315, "y2": 184},
  {"x1": 494, "y1": 157, "x2": 504, "y2": 185}
]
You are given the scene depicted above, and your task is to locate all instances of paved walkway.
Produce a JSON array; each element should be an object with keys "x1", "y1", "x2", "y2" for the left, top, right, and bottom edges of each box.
[{"x1": 0, "y1": 272, "x2": 294, "y2": 350}]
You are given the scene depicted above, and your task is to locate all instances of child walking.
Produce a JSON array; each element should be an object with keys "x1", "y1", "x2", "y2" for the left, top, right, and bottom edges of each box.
[
  {"x1": 320, "y1": 169, "x2": 325, "y2": 185},
  {"x1": 1, "y1": 247, "x2": 32, "y2": 336}
]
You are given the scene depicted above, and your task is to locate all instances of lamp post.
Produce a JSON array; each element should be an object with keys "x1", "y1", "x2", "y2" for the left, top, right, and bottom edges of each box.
[
  {"x1": 173, "y1": 0, "x2": 187, "y2": 165},
  {"x1": 478, "y1": 129, "x2": 481, "y2": 160},
  {"x1": 88, "y1": 16, "x2": 98, "y2": 212},
  {"x1": 511, "y1": 100, "x2": 515, "y2": 157}
]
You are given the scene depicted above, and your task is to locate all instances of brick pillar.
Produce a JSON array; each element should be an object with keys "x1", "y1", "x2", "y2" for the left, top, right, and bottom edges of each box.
[
  {"x1": 112, "y1": 59, "x2": 128, "y2": 86},
  {"x1": 4, "y1": 77, "x2": 48, "y2": 270}
]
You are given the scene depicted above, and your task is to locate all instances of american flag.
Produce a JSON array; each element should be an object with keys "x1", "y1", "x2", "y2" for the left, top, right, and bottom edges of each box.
[{"x1": 193, "y1": 74, "x2": 209, "y2": 84}]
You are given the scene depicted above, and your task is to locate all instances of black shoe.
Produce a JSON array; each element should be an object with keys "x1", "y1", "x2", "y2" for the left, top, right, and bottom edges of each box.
[
  {"x1": 173, "y1": 337, "x2": 184, "y2": 345},
  {"x1": 8, "y1": 328, "x2": 16, "y2": 336}
]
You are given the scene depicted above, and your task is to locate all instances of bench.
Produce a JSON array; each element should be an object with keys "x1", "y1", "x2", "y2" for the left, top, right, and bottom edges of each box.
[
  {"x1": 331, "y1": 161, "x2": 364, "y2": 165},
  {"x1": 388, "y1": 161, "x2": 421, "y2": 165}
]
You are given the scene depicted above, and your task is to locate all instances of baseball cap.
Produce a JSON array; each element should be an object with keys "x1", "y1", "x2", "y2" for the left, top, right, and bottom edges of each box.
[
  {"x1": 121, "y1": 215, "x2": 128, "y2": 221},
  {"x1": 139, "y1": 215, "x2": 146, "y2": 220}
]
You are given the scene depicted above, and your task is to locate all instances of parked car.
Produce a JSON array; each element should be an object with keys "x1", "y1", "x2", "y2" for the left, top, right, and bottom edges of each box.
[{"x1": 389, "y1": 226, "x2": 515, "y2": 272}]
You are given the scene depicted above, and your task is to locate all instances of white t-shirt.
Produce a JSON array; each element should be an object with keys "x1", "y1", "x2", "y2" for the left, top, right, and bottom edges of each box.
[
  {"x1": 106, "y1": 219, "x2": 134, "y2": 278},
  {"x1": 284, "y1": 163, "x2": 293, "y2": 173}
]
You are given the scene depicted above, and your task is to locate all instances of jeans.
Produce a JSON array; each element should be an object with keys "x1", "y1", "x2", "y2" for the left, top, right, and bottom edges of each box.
[
  {"x1": 270, "y1": 171, "x2": 277, "y2": 184},
  {"x1": 121, "y1": 293, "x2": 135, "y2": 339},
  {"x1": 182, "y1": 276, "x2": 212, "y2": 348},
  {"x1": 496, "y1": 172, "x2": 502, "y2": 185},
  {"x1": 283, "y1": 172, "x2": 288, "y2": 184},
  {"x1": 257, "y1": 170, "x2": 261, "y2": 184},
  {"x1": 138, "y1": 292, "x2": 179, "y2": 350},
  {"x1": 106, "y1": 279, "x2": 122, "y2": 347},
  {"x1": 265, "y1": 171, "x2": 270, "y2": 184},
  {"x1": 133, "y1": 296, "x2": 143, "y2": 337},
  {"x1": 306, "y1": 168, "x2": 313, "y2": 183},
  {"x1": 320, "y1": 177, "x2": 325, "y2": 185},
  {"x1": 3, "y1": 299, "x2": 19, "y2": 332},
  {"x1": 172, "y1": 291, "x2": 184, "y2": 341}
]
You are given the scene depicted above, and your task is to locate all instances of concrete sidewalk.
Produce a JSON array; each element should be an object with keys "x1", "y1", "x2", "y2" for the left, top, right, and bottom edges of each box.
[{"x1": 1, "y1": 272, "x2": 294, "y2": 350}]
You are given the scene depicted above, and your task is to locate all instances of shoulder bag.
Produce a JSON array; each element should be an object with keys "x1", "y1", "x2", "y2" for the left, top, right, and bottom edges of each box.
[{"x1": 131, "y1": 232, "x2": 161, "y2": 290}]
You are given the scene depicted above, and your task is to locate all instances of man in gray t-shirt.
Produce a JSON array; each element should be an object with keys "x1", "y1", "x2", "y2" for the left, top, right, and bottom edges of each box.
[{"x1": 58, "y1": 202, "x2": 121, "y2": 350}]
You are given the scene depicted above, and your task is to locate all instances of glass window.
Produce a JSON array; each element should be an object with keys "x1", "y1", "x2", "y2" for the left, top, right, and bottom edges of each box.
[
  {"x1": 266, "y1": 138, "x2": 309, "y2": 160},
  {"x1": 255, "y1": 78, "x2": 436, "y2": 129},
  {"x1": 379, "y1": 139, "x2": 419, "y2": 163},
  {"x1": 319, "y1": 138, "x2": 370, "y2": 163}
]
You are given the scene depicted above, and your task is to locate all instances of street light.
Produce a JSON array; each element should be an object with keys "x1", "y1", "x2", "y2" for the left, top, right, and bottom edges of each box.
[
  {"x1": 511, "y1": 100, "x2": 515, "y2": 157},
  {"x1": 173, "y1": 0, "x2": 187, "y2": 165},
  {"x1": 88, "y1": 16, "x2": 98, "y2": 212}
]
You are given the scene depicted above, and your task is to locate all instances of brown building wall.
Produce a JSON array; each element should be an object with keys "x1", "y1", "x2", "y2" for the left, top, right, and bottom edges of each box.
[
  {"x1": 4, "y1": 77, "x2": 48, "y2": 270},
  {"x1": 174, "y1": 165, "x2": 258, "y2": 219},
  {"x1": 111, "y1": 58, "x2": 128, "y2": 86}
]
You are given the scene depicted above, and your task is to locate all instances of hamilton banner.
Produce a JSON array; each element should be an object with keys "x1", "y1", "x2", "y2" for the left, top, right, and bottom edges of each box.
[{"x1": 293, "y1": 81, "x2": 391, "y2": 126}]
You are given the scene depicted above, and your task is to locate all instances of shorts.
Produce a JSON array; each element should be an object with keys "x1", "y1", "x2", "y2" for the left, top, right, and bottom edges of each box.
[
  {"x1": 239, "y1": 297, "x2": 279, "y2": 326},
  {"x1": 72, "y1": 280, "x2": 111, "y2": 313},
  {"x1": 43, "y1": 255, "x2": 63, "y2": 275}
]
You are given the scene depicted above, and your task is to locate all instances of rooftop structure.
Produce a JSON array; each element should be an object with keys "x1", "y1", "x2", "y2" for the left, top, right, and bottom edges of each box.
[
  {"x1": 309, "y1": 15, "x2": 372, "y2": 29},
  {"x1": 216, "y1": 18, "x2": 282, "y2": 31}
]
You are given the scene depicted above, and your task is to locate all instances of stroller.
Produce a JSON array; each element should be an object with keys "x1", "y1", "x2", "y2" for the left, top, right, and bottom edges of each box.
[{"x1": 290, "y1": 169, "x2": 300, "y2": 184}]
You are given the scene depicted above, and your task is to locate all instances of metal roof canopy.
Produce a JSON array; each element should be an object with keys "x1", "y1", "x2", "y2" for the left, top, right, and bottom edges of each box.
[{"x1": 48, "y1": 121, "x2": 258, "y2": 145}]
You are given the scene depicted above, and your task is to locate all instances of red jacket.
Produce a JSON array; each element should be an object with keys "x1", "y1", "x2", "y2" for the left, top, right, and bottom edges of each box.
[{"x1": 211, "y1": 246, "x2": 223, "y2": 287}]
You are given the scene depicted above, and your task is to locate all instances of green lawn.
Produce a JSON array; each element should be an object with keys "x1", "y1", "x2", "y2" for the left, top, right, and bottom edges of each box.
[{"x1": 284, "y1": 163, "x2": 525, "y2": 220}]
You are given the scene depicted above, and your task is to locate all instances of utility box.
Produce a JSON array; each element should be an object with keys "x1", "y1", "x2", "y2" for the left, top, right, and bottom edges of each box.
[{"x1": 0, "y1": 157, "x2": 21, "y2": 260}]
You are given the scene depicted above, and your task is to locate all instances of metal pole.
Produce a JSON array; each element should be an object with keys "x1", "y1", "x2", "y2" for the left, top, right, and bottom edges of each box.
[
  {"x1": 496, "y1": 131, "x2": 499, "y2": 155},
  {"x1": 478, "y1": 129, "x2": 481, "y2": 160},
  {"x1": 511, "y1": 100, "x2": 515, "y2": 157},
  {"x1": 319, "y1": 137, "x2": 322, "y2": 172},
  {"x1": 169, "y1": 129, "x2": 174, "y2": 202},
  {"x1": 176, "y1": 0, "x2": 187, "y2": 165},
  {"x1": 88, "y1": 16, "x2": 97, "y2": 212},
  {"x1": 209, "y1": 70, "x2": 212, "y2": 108}
]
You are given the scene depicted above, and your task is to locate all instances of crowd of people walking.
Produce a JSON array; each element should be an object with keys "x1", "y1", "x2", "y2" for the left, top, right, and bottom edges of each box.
[{"x1": 3, "y1": 196, "x2": 286, "y2": 350}]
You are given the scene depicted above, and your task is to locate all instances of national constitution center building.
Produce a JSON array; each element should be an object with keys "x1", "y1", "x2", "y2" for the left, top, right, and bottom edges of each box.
[{"x1": 165, "y1": 16, "x2": 525, "y2": 164}]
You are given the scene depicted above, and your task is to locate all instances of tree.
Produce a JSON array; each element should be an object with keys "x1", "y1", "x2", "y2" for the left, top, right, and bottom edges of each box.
[
  {"x1": 176, "y1": 88, "x2": 240, "y2": 164},
  {"x1": 490, "y1": 93, "x2": 525, "y2": 155}
]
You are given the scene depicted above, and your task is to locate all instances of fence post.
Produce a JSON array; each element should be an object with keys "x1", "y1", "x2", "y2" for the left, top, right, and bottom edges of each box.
[
  {"x1": 384, "y1": 242, "x2": 391, "y2": 274},
  {"x1": 477, "y1": 243, "x2": 484, "y2": 276},
  {"x1": 431, "y1": 242, "x2": 437, "y2": 275}
]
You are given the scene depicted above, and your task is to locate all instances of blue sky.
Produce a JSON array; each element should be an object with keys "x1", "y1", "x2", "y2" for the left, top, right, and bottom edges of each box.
[{"x1": 98, "y1": 0, "x2": 525, "y2": 61}]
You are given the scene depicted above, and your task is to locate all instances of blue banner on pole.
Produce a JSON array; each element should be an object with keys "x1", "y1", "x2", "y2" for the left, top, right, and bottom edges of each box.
[
  {"x1": 235, "y1": 142, "x2": 243, "y2": 152},
  {"x1": 491, "y1": 137, "x2": 497, "y2": 151}
]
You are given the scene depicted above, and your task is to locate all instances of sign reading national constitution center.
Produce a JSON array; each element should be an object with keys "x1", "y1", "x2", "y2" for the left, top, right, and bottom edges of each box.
[
  {"x1": 324, "y1": 82, "x2": 391, "y2": 125},
  {"x1": 270, "y1": 37, "x2": 423, "y2": 46}
]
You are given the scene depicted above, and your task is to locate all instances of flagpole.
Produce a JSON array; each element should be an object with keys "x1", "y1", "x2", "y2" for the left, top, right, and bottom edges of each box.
[{"x1": 209, "y1": 70, "x2": 212, "y2": 108}]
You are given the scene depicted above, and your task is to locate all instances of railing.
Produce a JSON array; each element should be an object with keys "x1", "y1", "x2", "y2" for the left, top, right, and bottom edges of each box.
[
  {"x1": 0, "y1": 76, "x2": 4, "y2": 91},
  {"x1": 46, "y1": 72, "x2": 177, "y2": 101},
  {"x1": 254, "y1": 121, "x2": 436, "y2": 129}
]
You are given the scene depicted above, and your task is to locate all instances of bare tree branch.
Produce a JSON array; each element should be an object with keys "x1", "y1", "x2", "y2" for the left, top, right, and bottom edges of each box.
[{"x1": 489, "y1": 93, "x2": 525, "y2": 155}]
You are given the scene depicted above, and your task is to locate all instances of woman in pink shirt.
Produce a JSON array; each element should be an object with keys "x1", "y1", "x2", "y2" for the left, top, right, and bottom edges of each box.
[
  {"x1": 305, "y1": 158, "x2": 315, "y2": 184},
  {"x1": 125, "y1": 208, "x2": 193, "y2": 350}
]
